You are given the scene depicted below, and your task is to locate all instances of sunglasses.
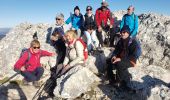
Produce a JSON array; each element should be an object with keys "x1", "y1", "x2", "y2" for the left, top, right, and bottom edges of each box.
[
  {"x1": 56, "y1": 18, "x2": 61, "y2": 20},
  {"x1": 33, "y1": 46, "x2": 40, "y2": 49},
  {"x1": 86, "y1": 9, "x2": 92, "y2": 11},
  {"x1": 127, "y1": 8, "x2": 130, "y2": 10}
]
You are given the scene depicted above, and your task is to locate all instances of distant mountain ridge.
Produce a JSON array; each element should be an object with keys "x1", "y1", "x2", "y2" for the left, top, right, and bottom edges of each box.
[{"x1": 0, "y1": 28, "x2": 11, "y2": 35}]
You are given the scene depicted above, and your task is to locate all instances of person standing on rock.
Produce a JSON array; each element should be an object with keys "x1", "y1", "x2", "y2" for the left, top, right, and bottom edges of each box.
[
  {"x1": 66, "y1": 6, "x2": 84, "y2": 38},
  {"x1": 120, "y1": 5, "x2": 139, "y2": 38},
  {"x1": 95, "y1": 1, "x2": 114, "y2": 47},
  {"x1": 107, "y1": 25, "x2": 138, "y2": 89},
  {"x1": 83, "y1": 6, "x2": 99, "y2": 53},
  {"x1": 14, "y1": 40, "x2": 55, "y2": 87}
]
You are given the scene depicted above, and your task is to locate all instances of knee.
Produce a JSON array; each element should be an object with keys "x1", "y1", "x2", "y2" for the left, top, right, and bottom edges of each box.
[{"x1": 37, "y1": 67, "x2": 44, "y2": 73}]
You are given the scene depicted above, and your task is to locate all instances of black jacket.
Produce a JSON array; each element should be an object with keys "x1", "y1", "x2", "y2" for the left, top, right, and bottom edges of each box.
[
  {"x1": 112, "y1": 37, "x2": 138, "y2": 63},
  {"x1": 84, "y1": 14, "x2": 96, "y2": 30}
]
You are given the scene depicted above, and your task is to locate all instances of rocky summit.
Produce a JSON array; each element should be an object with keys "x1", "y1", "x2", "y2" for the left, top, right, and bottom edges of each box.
[{"x1": 0, "y1": 11, "x2": 170, "y2": 100}]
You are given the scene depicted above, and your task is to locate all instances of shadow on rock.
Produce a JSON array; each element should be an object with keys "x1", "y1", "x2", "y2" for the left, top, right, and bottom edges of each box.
[{"x1": 0, "y1": 82, "x2": 27, "y2": 100}]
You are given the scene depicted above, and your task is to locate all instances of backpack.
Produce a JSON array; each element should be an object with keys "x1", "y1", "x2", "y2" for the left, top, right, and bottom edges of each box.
[
  {"x1": 20, "y1": 48, "x2": 31, "y2": 68},
  {"x1": 128, "y1": 39, "x2": 142, "y2": 59},
  {"x1": 20, "y1": 48, "x2": 42, "y2": 68},
  {"x1": 76, "y1": 38, "x2": 88, "y2": 61}
]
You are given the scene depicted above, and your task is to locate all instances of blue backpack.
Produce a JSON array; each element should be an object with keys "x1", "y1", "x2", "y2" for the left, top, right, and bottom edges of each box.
[{"x1": 128, "y1": 39, "x2": 142, "y2": 59}]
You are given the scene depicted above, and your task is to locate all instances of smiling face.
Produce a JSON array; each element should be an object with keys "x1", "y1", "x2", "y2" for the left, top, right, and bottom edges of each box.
[
  {"x1": 121, "y1": 31, "x2": 130, "y2": 39},
  {"x1": 65, "y1": 30, "x2": 77, "y2": 43},
  {"x1": 74, "y1": 9, "x2": 80, "y2": 16},
  {"x1": 30, "y1": 40, "x2": 40, "y2": 53},
  {"x1": 56, "y1": 17, "x2": 64, "y2": 26}
]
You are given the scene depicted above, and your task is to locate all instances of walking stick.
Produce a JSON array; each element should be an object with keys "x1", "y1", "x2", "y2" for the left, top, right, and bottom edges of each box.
[{"x1": 0, "y1": 72, "x2": 19, "y2": 87}]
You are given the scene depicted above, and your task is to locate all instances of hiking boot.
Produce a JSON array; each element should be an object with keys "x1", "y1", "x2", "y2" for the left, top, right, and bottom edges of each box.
[
  {"x1": 22, "y1": 79, "x2": 29, "y2": 86},
  {"x1": 33, "y1": 81, "x2": 41, "y2": 88}
]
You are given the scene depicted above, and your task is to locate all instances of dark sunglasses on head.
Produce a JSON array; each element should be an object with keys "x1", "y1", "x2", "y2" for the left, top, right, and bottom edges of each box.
[
  {"x1": 56, "y1": 18, "x2": 61, "y2": 20},
  {"x1": 33, "y1": 46, "x2": 40, "y2": 49},
  {"x1": 86, "y1": 9, "x2": 92, "y2": 11}
]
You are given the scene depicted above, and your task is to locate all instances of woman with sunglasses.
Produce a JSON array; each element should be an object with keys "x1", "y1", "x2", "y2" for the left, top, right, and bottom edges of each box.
[
  {"x1": 120, "y1": 5, "x2": 139, "y2": 39},
  {"x1": 83, "y1": 6, "x2": 99, "y2": 53},
  {"x1": 14, "y1": 40, "x2": 55, "y2": 87}
]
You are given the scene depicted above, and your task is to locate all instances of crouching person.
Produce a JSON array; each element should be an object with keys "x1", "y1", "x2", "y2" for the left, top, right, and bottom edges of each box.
[
  {"x1": 14, "y1": 40, "x2": 55, "y2": 87},
  {"x1": 107, "y1": 25, "x2": 138, "y2": 89}
]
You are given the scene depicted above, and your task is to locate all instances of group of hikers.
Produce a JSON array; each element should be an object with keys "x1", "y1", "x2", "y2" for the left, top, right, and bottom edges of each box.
[{"x1": 13, "y1": 1, "x2": 141, "y2": 98}]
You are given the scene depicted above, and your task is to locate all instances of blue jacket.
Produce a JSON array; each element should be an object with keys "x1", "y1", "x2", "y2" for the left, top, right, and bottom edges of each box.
[
  {"x1": 120, "y1": 13, "x2": 138, "y2": 37},
  {"x1": 65, "y1": 14, "x2": 84, "y2": 30}
]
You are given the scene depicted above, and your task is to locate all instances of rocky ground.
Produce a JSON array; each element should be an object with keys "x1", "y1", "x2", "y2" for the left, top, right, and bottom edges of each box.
[{"x1": 0, "y1": 11, "x2": 170, "y2": 100}]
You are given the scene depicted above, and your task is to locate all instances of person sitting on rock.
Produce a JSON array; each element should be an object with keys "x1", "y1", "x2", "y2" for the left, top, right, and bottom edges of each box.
[
  {"x1": 120, "y1": 5, "x2": 139, "y2": 38},
  {"x1": 83, "y1": 5, "x2": 99, "y2": 53},
  {"x1": 107, "y1": 25, "x2": 138, "y2": 89},
  {"x1": 65, "y1": 6, "x2": 84, "y2": 38},
  {"x1": 56, "y1": 30, "x2": 86, "y2": 75},
  {"x1": 95, "y1": 1, "x2": 114, "y2": 47},
  {"x1": 14, "y1": 40, "x2": 55, "y2": 87}
]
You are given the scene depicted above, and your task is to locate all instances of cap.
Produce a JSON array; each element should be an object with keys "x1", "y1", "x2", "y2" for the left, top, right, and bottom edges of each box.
[
  {"x1": 86, "y1": 6, "x2": 92, "y2": 10},
  {"x1": 101, "y1": 1, "x2": 109, "y2": 7}
]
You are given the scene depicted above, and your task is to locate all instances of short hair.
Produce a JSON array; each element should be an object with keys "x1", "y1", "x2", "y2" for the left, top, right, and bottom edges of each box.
[
  {"x1": 65, "y1": 30, "x2": 77, "y2": 39},
  {"x1": 128, "y1": 5, "x2": 135, "y2": 11},
  {"x1": 30, "y1": 40, "x2": 40, "y2": 47}
]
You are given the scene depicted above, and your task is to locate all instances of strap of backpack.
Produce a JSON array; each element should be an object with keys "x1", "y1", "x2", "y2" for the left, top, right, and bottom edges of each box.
[{"x1": 24, "y1": 50, "x2": 31, "y2": 69}]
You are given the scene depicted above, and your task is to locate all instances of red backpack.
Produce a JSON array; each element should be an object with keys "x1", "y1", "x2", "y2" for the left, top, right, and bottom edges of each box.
[{"x1": 76, "y1": 38, "x2": 88, "y2": 61}]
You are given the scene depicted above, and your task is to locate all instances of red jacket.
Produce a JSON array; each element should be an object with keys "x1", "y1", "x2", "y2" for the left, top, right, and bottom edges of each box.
[
  {"x1": 95, "y1": 7, "x2": 114, "y2": 27},
  {"x1": 14, "y1": 48, "x2": 53, "y2": 72}
]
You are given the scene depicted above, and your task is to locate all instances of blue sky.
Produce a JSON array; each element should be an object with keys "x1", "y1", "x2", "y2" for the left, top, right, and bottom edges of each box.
[{"x1": 0, "y1": 0, "x2": 170, "y2": 28}]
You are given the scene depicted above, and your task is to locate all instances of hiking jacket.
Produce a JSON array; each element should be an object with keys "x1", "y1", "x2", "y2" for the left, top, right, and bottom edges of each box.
[
  {"x1": 120, "y1": 13, "x2": 139, "y2": 37},
  {"x1": 84, "y1": 14, "x2": 96, "y2": 30},
  {"x1": 95, "y1": 7, "x2": 114, "y2": 28},
  {"x1": 14, "y1": 48, "x2": 53, "y2": 72},
  {"x1": 65, "y1": 14, "x2": 84, "y2": 30},
  {"x1": 112, "y1": 38, "x2": 138, "y2": 66},
  {"x1": 63, "y1": 39, "x2": 84, "y2": 67}
]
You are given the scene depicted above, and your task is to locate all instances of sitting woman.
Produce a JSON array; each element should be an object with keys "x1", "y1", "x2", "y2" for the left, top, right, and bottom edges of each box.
[
  {"x1": 84, "y1": 6, "x2": 99, "y2": 52},
  {"x1": 56, "y1": 30, "x2": 85, "y2": 75}
]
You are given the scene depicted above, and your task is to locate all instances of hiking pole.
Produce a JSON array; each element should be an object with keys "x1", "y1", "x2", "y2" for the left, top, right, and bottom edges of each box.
[
  {"x1": 0, "y1": 72, "x2": 19, "y2": 87},
  {"x1": 32, "y1": 67, "x2": 63, "y2": 100}
]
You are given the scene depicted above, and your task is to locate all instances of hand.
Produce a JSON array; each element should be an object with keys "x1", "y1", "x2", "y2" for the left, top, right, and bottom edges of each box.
[
  {"x1": 110, "y1": 25, "x2": 113, "y2": 28},
  {"x1": 111, "y1": 56, "x2": 116, "y2": 62},
  {"x1": 112, "y1": 58, "x2": 121, "y2": 64},
  {"x1": 50, "y1": 36, "x2": 58, "y2": 41},
  {"x1": 51, "y1": 52, "x2": 57, "y2": 56},
  {"x1": 20, "y1": 67, "x2": 26, "y2": 72},
  {"x1": 98, "y1": 26, "x2": 102, "y2": 32}
]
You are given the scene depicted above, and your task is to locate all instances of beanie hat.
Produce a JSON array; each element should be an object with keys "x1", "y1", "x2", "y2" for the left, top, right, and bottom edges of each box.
[
  {"x1": 74, "y1": 6, "x2": 80, "y2": 11},
  {"x1": 121, "y1": 25, "x2": 130, "y2": 34}
]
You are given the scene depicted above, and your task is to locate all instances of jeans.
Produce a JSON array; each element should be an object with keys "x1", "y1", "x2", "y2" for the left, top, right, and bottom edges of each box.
[
  {"x1": 21, "y1": 67, "x2": 44, "y2": 82},
  {"x1": 84, "y1": 30, "x2": 99, "y2": 51}
]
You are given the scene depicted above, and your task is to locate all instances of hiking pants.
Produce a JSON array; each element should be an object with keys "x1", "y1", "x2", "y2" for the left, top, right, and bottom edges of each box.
[
  {"x1": 21, "y1": 67, "x2": 44, "y2": 82},
  {"x1": 107, "y1": 58, "x2": 132, "y2": 83},
  {"x1": 84, "y1": 30, "x2": 99, "y2": 51},
  {"x1": 96, "y1": 27, "x2": 115, "y2": 47}
]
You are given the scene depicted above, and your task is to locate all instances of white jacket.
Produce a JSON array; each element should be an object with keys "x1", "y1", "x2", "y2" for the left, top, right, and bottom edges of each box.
[{"x1": 63, "y1": 39, "x2": 84, "y2": 67}]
